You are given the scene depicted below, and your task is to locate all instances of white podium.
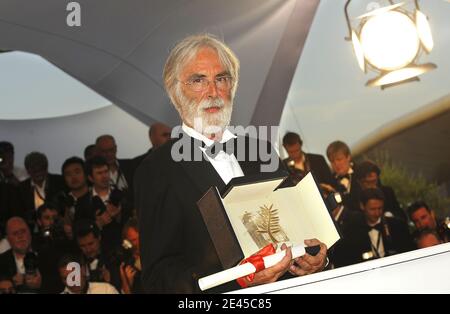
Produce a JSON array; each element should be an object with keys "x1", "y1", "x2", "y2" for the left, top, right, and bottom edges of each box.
[{"x1": 228, "y1": 242, "x2": 450, "y2": 294}]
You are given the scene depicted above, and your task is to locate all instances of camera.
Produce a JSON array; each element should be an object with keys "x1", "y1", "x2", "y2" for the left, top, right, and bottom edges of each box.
[
  {"x1": 325, "y1": 191, "x2": 343, "y2": 212},
  {"x1": 92, "y1": 195, "x2": 107, "y2": 215},
  {"x1": 57, "y1": 191, "x2": 75, "y2": 209},
  {"x1": 109, "y1": 187, "x2": 124, "y2": 207},
  {"x1": 86, "y1": 257, "x2": 107, "y2": 283},
  {"x1": 114, "y1": 239, "x2": 136, "y2": 270},
  {"x1": 24, "y1": 252, "x2": 39, "y2": 275},
  {"x1": 40, "y1": 218, "x2": 66, "y2": 243}
]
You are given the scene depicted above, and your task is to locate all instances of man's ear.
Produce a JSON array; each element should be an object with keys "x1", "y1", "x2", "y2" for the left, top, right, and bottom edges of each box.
[{"x1": 88, "y1": 175, "x2": 93, "y2": 184}]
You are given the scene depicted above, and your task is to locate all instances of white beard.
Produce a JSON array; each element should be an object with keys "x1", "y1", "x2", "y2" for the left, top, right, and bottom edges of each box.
[{"x1": 182, "y1": 96, "x2": 233, "y2": 136}]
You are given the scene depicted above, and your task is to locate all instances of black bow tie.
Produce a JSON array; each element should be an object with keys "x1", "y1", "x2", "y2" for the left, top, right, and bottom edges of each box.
[
  {"x1": 203, "y1": 139, "x2": 236, "y2": 157},
  {"x1": 368, "y1": 223, "x2": 383, "y2": 232},
  {"x1": 337, "y1": 174, "x2": 350, "y2": 181}
]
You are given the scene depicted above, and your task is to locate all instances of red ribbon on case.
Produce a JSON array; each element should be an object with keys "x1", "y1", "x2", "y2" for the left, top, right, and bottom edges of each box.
[{"x1": 236, "y1": 243, "x2": 276, "y2": 288}]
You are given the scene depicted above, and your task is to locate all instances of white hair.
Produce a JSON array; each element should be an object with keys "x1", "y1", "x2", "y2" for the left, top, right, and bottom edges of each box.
[{"x1": 163, "y1": 34, "x2": 240, "y2": 115}]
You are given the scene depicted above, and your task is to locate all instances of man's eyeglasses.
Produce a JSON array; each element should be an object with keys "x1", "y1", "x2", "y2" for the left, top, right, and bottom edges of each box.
[{"x1": 179, "y1": 76, "x2": 233, "y2": 92}]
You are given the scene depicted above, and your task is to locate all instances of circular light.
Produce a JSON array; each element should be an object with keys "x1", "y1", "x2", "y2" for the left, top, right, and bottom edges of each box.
[
  {"x1": 416, "y1": 10, "x2": 434, "y2": 53},
  {"x1": 357, "y1": 2, "x2": 405, "y2": 20},
  {"x1": 351, "y1": 30, "x2": 365, "y2": 72},
  {"x1": 360, "y1": 11, "x2": 420, "y2": 71},
  {"x1": 366, "y1": 63, "x2": 436, "y2": 87}
]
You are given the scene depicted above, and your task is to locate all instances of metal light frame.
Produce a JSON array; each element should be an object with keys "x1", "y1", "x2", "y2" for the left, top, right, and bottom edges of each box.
[{"x1": 344, "y1": 0, "x2": 436, "y2": 89}]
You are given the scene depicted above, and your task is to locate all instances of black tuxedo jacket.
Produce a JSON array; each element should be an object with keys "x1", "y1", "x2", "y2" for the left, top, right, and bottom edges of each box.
[
  {"x1": 332, "y1": 215, "x2": 414, "y2": 267},
  {"x1": 131, "y1": 149, "x2": 153, "y2": 172},
  {"x1": 0, "y1": 248, "x2": 63, "y2": 293},
  {"x1": 134, "y1": 134, "x2": 285, "y2": 293}
]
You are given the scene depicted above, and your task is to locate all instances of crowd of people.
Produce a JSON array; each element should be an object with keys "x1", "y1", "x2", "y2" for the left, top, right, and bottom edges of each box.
[
  {"x1": 1, "y1": 128, "x2": 447, "y2": 294},
  {"x1": 281, "y1": 132, "x2": 450, "y2": 268},
  {"x1": 1, "y1": 34, "x2": 448, "y2": 294},
  {"x1": 0, "y1": 123, "x2": 171, "y2": 294}
]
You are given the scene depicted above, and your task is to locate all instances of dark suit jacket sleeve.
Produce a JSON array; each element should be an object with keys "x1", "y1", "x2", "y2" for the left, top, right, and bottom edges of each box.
[
  {"x1": 389, "y1": 218, "x2": 415, "y2": 253},
  {"x1": 135, "y1": 157, "x2": 205, "y2": 293}
]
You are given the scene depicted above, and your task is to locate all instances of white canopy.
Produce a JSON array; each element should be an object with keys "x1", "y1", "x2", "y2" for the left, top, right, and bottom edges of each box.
[{"x1": 0, "y1": 0, "x2": 319, "y2": 127}]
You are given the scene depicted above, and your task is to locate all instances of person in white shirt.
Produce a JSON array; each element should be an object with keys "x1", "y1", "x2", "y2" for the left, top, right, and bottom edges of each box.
[
  {"x1": 58, "y1": 253, "x2": 118, "y2": 294},
  {"x1": 95, "y1": 135, "x2": 130, "y2": 192},
  {"x1": 135, "y1": 34, "x2": 328, "y2": 293}
]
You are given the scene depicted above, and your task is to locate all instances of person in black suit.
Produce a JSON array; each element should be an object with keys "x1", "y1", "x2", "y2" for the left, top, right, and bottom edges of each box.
[
  {"x1": 354, "y1": 160, "x2": 407, "y2": 221},
  {"x1": 131, "y1": 122, "x2": 172, "y2": 171},
  {"x1": 96, "y1": 135, "x2": 135, "y2": 209},
  {"x1": 332, "y1": 188, "x2": 413, "y2": 267},
  {"x1": 134, "y1": 34, "x2": 328, "y2": 294},
  {"x1": 282, "y1": 132, "x2": 333, "y2": 186},
  {"x1": 326, "y1": 141, "x2": 360, "y2": 212},
  {"x1": 16, "y1": 152, "x2": 65, "y2": 229},
  {"x1": 0, "y1": 216, "x2": 62, "y2": 293}
]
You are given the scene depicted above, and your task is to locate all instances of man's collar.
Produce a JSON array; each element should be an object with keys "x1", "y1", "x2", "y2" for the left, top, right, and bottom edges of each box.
[
  {"x1": 368, "y1": 218, "x2": 382, "y2": 227},
  {"x1": 92, "y1": 187, "x2": 110, "y2": 197},
  {"x1": 31, "y1": 178, "x2": 46, "y2": 189},
  {"x1": 182, "y1": 123, "x2": 236, "y2": 146}
]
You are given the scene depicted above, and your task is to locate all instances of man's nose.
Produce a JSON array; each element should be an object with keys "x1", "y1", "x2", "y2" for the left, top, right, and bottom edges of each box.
[{"x1": 206, "y1": 80, "x2": 218, "y2": 98}]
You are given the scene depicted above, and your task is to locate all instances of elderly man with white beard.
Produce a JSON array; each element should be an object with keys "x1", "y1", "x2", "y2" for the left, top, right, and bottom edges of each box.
[{"x1": 134, "y1": 34, "x2": 327, "y2": 294}]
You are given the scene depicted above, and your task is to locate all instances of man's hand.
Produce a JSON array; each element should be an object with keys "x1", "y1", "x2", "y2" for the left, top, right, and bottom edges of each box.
[
  {"x1": 289, "y1": 239, "x2": 327, "y2": 276},
  {"x1": 101, "y1": 266, "x2": 111, "y2": 283},
  {"x1": 120, "y1": 263, "x2": 137, "y2": 294},
  {"x1": 243, "y1": 244, "x2": 292, "y2": 287},
  {"x1": 25, "y1": 271, "x2": 42, "y2": 290},
  {"x1": 13, "y1": 273, "x2": 24, "y2": 287},
  {"x1": 106, "y1": 203, "x2": 121, "y2": 218},
  {"x1": 96, "y1": 210, "x2": 112, "y2": 228}
]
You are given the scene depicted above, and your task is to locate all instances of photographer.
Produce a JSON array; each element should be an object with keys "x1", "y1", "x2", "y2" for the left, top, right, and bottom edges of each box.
[
  {"x1": 0, "y1": 217, "x2": 42, "y2": 293},
  {"x1": 17, "y1": 152, "x2": 65, "y2": 230},
  {"x1": 74, "y1": 219, "x2": 121, "y2": 290},
  {"x1": 58, "y1": 253, "x2": 118, "y2": 294},
  {"x1": 33, "y1": 204, "x2": 76, "y2": 253},
  {"x1": 119, "y1": 218, "x2": 142, "y2": 294},
  {"x1": 408, "y1": 201, "x2": 450, "y2": 244},
  {"x1": 78, "y1": 156, "x2": 130, "y2": 255}
]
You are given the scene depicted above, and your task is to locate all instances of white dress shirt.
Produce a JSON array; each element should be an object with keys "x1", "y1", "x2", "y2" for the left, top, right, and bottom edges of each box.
[
  {"x1": 109, "y1": 161, "x2": 128, "y2": 191},
  {"x1": 62, "y1": 282, "x2": 119, "y2": 294},
  {"x1": 31, "y1": 179, "x2": 46, "y2": 210},
  {"x1": 92, "y1": 187, "x2": 110, "y2": 205},
  {"x1": 182, "y1": 124, "x2": 244, "y2": 185},
  {"x1": 13, "y1": 252, "x2": 26, "y2": 275},
  {"x1": 337, "y1": 168, "x2": 354, "y2": 194},
  {"x1": 368, "y1": 218, "x2": 385, "y2": 258}
]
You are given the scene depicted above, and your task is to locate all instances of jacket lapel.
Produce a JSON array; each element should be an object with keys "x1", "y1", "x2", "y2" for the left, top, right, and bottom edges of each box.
[{"x1": 177, "y1": 135, "x2": 226, "y2": 194}]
